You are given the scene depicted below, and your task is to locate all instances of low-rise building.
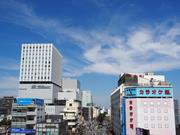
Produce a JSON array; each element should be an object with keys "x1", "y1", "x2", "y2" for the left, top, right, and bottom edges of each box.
[
  {"x1": 10, "y1": 98, "x2": 45, "y2": 135},
  {"x1": 36, "y1": 115, "x2": 68, "y2": 135},
  {"x1": 0, "y1": 96, "x2": 15, "y2": 121},
  {"x1": 61, "y1": 100, "x2": 81, "y2": 129}
]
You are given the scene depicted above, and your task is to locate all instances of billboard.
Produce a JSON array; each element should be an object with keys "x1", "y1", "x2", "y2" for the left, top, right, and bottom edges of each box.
[
  {"x1": 10, "y1": 128, "x2": 36, "y2": 134},
  {"x1": 16, "y1": 98, "x2": 44, "y2": 106},
  {"x1": 125, "y1": 87, "x2": 173, "y2": 98}
]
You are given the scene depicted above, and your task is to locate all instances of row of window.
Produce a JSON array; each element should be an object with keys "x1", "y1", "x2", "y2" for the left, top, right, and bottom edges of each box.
[
  {"x1": 21, "y1": 76, "x2": 50, "y2": 80},
  {"x1": 144, "y1": 116, "x2": 168, "y2": 121},
  {"x1": 142, "y1": 101, "x2": 169, "y2": 106},
  {"x1": 23, "y1": 45, "x2": 51, "y2": 49},
  {"x1": 144, "y1": 123, "x2": 169, "y2": 128},
  {"x1": 144, "y1": 108, "x2": 168, "y2": 113}
]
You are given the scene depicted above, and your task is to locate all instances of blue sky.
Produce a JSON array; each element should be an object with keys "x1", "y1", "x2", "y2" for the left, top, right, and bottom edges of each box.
[{"x1": 0, "y1": 0, "x2": 180, "y2": 107}]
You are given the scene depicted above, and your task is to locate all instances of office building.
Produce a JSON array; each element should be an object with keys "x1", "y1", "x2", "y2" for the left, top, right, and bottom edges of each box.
[
  {"x1": 10, "y1": 98, "x2": 45, "y2": 135},
  {"x1": 18, "y1": 43, "x2": 63, "y2": 104},
  {"x1": 81, "y1": 91, "x2": 92, "y2": 107},
  {"x1": 36, "y1": 115, "x2": 68, "y2": 135},
  {"x1": 111, "y1": 73, "x2": 176, "y2": 135},
  {"x1": 58, "y1": 78, "x2": 81, "y2": 101}
]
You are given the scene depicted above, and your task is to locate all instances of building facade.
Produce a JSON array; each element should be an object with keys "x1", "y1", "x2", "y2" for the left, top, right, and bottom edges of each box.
[
  {"x1": 10, "y1": 98, "x2": 45, "y2": 135},
  {"x1": 58, "y1": 78, "x2": 81, "y2": 101},
  {"x1": 18, "y1": 43, "x2": 62, "y2": 104},
  {"x1": 0, "y1": 96, "x2": 15, "y2": 121},
  {"x1": 111, "y1": 73, "x2": 176, "y2": 135},
  {"x1": 81, "y1": 91, "x2": 92, "y2": 107},
  {"x1": 61, "y1": 100, "x2": 81, "y2": 128},
  {"x1": 36, "y1": 115, "x2": 68, "y2": 135}
]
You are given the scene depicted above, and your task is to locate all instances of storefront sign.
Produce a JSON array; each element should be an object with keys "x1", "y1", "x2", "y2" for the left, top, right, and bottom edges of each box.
[{"x1": 125, "y1": 87, "x2": 173, "y2": 98}]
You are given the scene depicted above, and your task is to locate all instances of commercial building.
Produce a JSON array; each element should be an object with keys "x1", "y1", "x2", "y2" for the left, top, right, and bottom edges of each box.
[
  {"x1": 61, "y1": 99, "x2": 81, "y2": 129},
  {"x1": 10, "y1": 98, "x2": 45, "y2": 135},
  {"x1": 36, "y1": 115, "x2": 68, "y2": 135},
  {"x1": 82, "y1": 107, "x2": 93, "y2": 121},
  {"x1": 174, "y1": 99, "x2": 180, "y2": 135},
  {"x1": 81, "y1": 91, "x2": 92, "y2": 107},
  {"x1": 58, "y1": 78, "x2": 81, "y2": 101},
  {"x1": 111, "y1": 73, "x2": 176, "y2": 135},
  {"x1": 18, "y1": 43, "x2": 62, "y2": 104},
  {"x1": 0, "y1": 96, "x2": 15, "y2": 121}
]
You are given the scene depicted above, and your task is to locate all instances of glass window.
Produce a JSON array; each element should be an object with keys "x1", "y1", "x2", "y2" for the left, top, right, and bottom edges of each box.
[
  {"x1": 165, "y1": 124, "x2": 169, "y2": 128},
  {"x1": 158, "y1": 124, "x2": 162, "y2": 128},
  {"x1": 151, "y1": 124, "x2": 155, "y2": 128}
]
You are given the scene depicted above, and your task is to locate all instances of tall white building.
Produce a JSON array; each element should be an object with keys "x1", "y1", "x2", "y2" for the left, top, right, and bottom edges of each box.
[
  {"x1": 81, "y1": 91, "x2": 92, "y2": 107},
  {"x1": 18, "y1": 43, "x2": 63, "y2": 104},
  {"x1": 58, "y1": 78, "x2": 81, "y2": 101},
  {"x1": 111, "y1": 73, "x2": 176, "y2": 135}
]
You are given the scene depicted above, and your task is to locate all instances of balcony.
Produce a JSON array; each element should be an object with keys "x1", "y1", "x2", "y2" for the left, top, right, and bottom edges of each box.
[
  {"x1": 11, "y1": 122, "x2": 26, "y2": 127},
  {"x1": 12, "y1": 112, "x2": 26, "y2": 116},
  {"x1": 27, "y1": 111, "x2": 36, "y2": 115},
  {"x1": 26, "y1": 120, "x2": 36, "y2": 125}
]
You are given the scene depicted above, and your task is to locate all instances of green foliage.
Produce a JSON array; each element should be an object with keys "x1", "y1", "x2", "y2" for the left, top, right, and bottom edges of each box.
[{"x1": 97, "y1": 112, "x2": 107, "y2": 124}]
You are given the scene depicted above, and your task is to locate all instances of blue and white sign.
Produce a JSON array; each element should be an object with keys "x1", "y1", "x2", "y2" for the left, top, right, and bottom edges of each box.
[
  {"x1": 16, "y1": 98, "x2": 44, "y2": 106},
  {"x1": 10, "y1": 128, "x2": 36, "y2": 134},
  {"x1": 125, "y1": 87, "x2": 173, "y2": 98}
]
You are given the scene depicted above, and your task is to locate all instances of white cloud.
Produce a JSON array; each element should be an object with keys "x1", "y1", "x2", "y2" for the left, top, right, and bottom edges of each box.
[{"x1": 1, "y1": 0, "x2": 180, "y2": 76}]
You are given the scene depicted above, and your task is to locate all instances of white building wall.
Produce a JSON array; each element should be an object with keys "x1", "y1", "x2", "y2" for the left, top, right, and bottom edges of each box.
[
  {"x1": 45, "y1": 105, "x2": 65, "y2": 115},
  {"x1": 81, "y1": 91, "x2": 92, "y2": 107},
  {"x1": 125, "y1": 98, "x2": 176, "y2": 135},
  {"x1": 19, "y1": 43, "x2": 62, "y2": 86},
  {"x1": 62, "y1": 78, "x2": 80, "y2": 90},
  {"x1": 18, "y1": 83, "x2": 59, "y2": 104},
  {"x1": 58, "y1": 91, "x2": 78, "y2": 100}
]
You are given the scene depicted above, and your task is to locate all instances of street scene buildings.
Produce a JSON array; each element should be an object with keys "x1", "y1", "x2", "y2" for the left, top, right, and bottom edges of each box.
[
  {"x1": 111, "y1": 73, "x2": 176, "y2": 135},
  {"x1": 0, "y1": 43, "x2": 179, "y2": 135}
]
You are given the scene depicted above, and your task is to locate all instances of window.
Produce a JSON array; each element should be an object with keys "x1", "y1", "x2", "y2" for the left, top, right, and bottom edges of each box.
[
  {"x1": 144, "y1": 123, "x2": 148, "y2": 128},
  {"x1": 157, "y1": 109, "x2": 161, "y2": 113},
  {"x1": 150, "y1": 109, "x2": 154, "y2": 113},
  {"x1": 69, "y1": 103, "x2": 72, "y2": 106},
  {"x1": 144, "y1": 116, "x2": 148, "y2": 121},
  {"x1": 165, "y1": 124, "x2": 169, "y2": 128},
  {"x1": 158, "y1": 124, "x2": 162, "y2": 128},
  {"x1": 144, "y1": 109, "x2": 148, "y2": 113},
  {"x1": 151, "y1": 116, "x2": 155, "y2": 121},
  {"x1": 164, "y1": 109, "x2": 168, "y2": 113},
  {"x1": 151, "y1": 124, "x2": 155, "y2": 128},
  {"x1": 157, "y1": 116, "x2": 162, "y2": 121},
  {"x1": 164, "y1": 116, "x2": 168, "y2": 121}
]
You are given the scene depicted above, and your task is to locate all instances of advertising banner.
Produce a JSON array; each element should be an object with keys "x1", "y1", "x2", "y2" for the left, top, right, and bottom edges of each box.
[{"x1": 125, "y1": 87, "x2": 173, "y2": 98}]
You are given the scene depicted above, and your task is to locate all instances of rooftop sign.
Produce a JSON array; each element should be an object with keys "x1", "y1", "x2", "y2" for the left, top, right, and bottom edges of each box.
[
  {"x1": 16, "y1": 98, "x2": 44, "y2": 106},
  {"x1": 125, "y1": 87, "x2": 173, "y2": 98}
]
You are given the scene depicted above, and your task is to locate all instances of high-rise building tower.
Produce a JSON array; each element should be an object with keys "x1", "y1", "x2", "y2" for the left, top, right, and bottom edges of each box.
[
  {"x1": 18, "y1": 43, "x2": 63, "y2": 104},
  {"x1": 111, "y1": 73, "x2": 176, "y2": 135},
  {"x1": 81, "y1": 91, "x2": 92, "y2": 107}
]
